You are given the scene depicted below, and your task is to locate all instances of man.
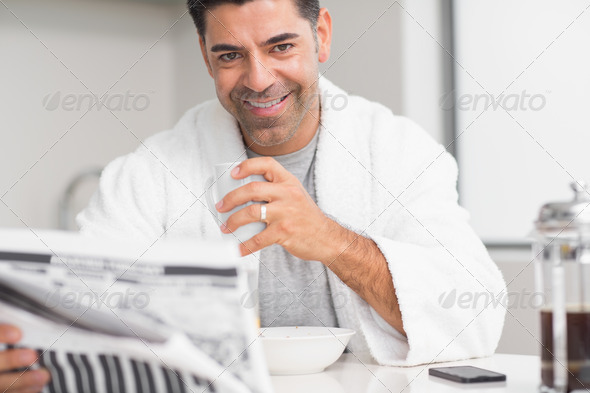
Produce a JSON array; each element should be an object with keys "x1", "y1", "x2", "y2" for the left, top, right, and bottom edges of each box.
[{"x1": 0, "y1": 0, "x2": 506, "y2": 391}]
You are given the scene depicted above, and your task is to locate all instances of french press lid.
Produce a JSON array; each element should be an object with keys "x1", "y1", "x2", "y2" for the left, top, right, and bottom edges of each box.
[{"x1": 536, "y1": 181, "x2": 590, "y2": 232}]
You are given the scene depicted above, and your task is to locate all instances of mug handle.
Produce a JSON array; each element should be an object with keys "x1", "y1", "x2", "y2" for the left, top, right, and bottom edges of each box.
[{"x1": 204, "y1": 176, "x2": 221, "y2": 225}]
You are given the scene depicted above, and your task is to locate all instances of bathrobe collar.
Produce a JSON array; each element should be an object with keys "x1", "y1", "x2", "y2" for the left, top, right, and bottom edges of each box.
[{"x1": 198, "y1": 77, "x2": 373, "y2": 232}]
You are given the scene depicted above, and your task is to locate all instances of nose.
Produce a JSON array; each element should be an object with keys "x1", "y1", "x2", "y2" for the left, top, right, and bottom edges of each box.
[{"x1": 243, "y1": 56, "x2": 276, "y2": 93}]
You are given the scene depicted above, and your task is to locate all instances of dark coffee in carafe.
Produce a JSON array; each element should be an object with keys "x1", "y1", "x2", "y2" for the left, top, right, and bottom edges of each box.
[{"x1": 541, "y1": 309, "x2": 590, "y2": 392}]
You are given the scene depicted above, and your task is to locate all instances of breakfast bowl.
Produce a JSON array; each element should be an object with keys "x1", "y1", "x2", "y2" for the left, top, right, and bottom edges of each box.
[{"x1": 259, "y1": 326, "x2": 356, "y2": 375}]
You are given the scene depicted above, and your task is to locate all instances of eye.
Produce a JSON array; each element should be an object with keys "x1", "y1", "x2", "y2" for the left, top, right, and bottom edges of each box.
[
  {"x1": 220, "y1": 52, "x2": 241, "y2": 62},
  {"x1": 271, "y1": 43, "x2": 294, "y2": 53}
]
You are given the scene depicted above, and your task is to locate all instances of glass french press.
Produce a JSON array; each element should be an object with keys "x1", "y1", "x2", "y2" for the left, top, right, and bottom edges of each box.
[{"x1": 535, "y1": 182, "x2": 590, "y2": 393}]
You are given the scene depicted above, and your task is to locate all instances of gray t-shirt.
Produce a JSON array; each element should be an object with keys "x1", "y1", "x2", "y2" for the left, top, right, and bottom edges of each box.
[{"x1": 246, "y1": 132, "x2": 339, "y2": 328}]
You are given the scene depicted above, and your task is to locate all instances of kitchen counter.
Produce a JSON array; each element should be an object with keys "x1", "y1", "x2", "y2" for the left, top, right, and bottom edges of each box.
[{"x1": 271, "y1": 353, "x2": 540, "y2": 393}]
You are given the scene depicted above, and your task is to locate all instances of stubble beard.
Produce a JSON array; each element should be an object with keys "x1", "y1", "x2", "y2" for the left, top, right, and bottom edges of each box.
[
  {"x1": 231, "y1": 84, "x2": 318, "y2": 148},
  {"x1": 240, "y1": 99, "x2": 305, "y2": 147}
]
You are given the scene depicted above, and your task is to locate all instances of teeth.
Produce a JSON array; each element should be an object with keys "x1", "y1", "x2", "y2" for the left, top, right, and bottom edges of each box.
[{"x1": 248, "y1": 96, "x2": 285, "y2": 108}]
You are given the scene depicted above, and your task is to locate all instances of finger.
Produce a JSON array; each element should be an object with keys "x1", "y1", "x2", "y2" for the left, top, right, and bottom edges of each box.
[
  {"x1": 0, "y1": 369, "x2": 50, "y2": 392},
  {"x1": 12, "y1": 384, "x2": 47, "y2": 393},
  {"x1": 217, "y1": 181, "x2": 282, "y2": 213},
  {"x1": 222, "y1": 204, "x2": 270, "y2": 234},
  {"x1": 0, "y1": 325, "x2": 22, "y2": 344},
  {"x1": 14, "y1": 387, "x2": 47, "y2": 393},
  {"x1": 0, "y1": 349, "x2": 38, "y2": 373},
  {"x1": 239, "y1": 228, "x2": 276, "y2": 256},
  {"x1": 231, "y1": 157, "x2": 291, "y2": 183}
]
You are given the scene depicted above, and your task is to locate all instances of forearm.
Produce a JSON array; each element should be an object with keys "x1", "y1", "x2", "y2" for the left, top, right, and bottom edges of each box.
[{"x1": 320, "y1": 221, "x2": 406, "y2": 336}]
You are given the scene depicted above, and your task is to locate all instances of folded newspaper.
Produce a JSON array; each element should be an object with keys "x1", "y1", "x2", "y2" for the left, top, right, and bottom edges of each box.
[{"x1": 0, "y1": 229, "x2": 272, "y2": 393}]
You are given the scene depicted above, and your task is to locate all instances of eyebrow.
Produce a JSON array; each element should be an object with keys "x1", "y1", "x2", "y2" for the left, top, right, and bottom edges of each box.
[
  {"x1": 210, "y1": 43, "x2": 245, "y2": 53},
  {"x1": 262, "y1": 32, "x2": 300, "y2": 46},
  {"x1": 210, "y1": 33, "x2": 300, "y2": 53}
]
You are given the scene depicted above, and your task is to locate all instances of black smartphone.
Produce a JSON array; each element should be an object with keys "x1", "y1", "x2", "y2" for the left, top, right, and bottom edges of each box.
[{"x1": 429, "y1": 366, "x2": 506, "y2": 383}]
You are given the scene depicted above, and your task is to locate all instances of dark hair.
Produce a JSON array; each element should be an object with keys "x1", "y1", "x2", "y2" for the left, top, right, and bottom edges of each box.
[{"x1": 187, "y1": 0, "x2": 320, "y2": 39}]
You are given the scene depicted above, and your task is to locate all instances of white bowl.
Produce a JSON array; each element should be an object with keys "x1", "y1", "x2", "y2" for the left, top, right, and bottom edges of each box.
[{"x1": 259, "y1": 326, "x2": 355, "y2": 375}]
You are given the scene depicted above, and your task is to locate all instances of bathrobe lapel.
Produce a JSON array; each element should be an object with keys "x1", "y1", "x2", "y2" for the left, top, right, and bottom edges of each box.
[{"x1": 198, "y1": 77, "x2": 374, "y2": 235}]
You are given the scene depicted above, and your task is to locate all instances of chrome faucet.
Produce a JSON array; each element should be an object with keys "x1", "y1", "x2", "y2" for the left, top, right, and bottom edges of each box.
[{"x1": 58, "y1": 168, "x2": 103, "y2": 230}]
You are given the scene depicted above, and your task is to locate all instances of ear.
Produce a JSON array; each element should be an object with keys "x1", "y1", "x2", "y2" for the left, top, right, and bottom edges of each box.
[
  {"x1": 316, "y1": 8, "x2": 332, "y2": 63},
  {"x1": 199, "y1": 34, "x2": 214, "y2": 78}
]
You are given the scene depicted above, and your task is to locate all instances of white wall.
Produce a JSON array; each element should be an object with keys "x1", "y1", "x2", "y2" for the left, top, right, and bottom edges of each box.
[
  {"x1": 399, "y1": 0, "x2": 447, "y2": 144},
  {"x1": 319, "y1": 0, "x2": 447, "y2": 144},
  {"x1": 493, "y1": 252, "x2": 540, "y2": 356},
  {"x1": 0, "y1": 0, "x2": 190, "y2": 229},
  {"x1": 454, "y1": 0, "x2": 590, "y2": 244},
  {"x1": 318, "y1": 0, "x2": 403, "y2": 116}
]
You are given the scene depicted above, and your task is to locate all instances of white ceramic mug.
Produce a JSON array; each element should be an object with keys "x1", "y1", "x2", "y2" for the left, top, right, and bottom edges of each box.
[{"x1": 204, "y1": 162, "x2": 267, "y2": 244}]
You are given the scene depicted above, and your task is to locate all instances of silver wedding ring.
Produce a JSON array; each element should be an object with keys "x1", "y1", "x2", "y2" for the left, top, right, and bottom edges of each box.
[{"x1": 260, "y1": 204, "x2": 267, "y2": 221}]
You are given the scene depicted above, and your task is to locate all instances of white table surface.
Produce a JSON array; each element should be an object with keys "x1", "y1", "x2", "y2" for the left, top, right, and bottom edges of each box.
[{"x1": 271, "y1": 353, "x2": 540, "y2": 393}]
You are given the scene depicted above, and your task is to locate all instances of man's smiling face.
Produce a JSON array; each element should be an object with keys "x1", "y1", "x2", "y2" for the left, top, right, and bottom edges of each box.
[{"x1": 199, "y1": 0, "x2": 331, "y2": 153}]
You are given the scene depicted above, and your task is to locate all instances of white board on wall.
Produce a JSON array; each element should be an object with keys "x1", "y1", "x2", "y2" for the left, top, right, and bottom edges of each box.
[{"x1": 453, "y1": 0, "x2": 590, "y2": 244}]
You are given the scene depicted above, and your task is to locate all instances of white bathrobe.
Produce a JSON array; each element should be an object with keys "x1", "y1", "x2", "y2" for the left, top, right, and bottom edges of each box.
[{"x1": 77, "y1": 77, "x2": 506, "y2": 367}]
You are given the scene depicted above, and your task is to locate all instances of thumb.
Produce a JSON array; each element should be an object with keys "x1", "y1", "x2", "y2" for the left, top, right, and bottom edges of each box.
[{"x1": 0, "y1": 325, "x2": 21, "y2": 344}]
